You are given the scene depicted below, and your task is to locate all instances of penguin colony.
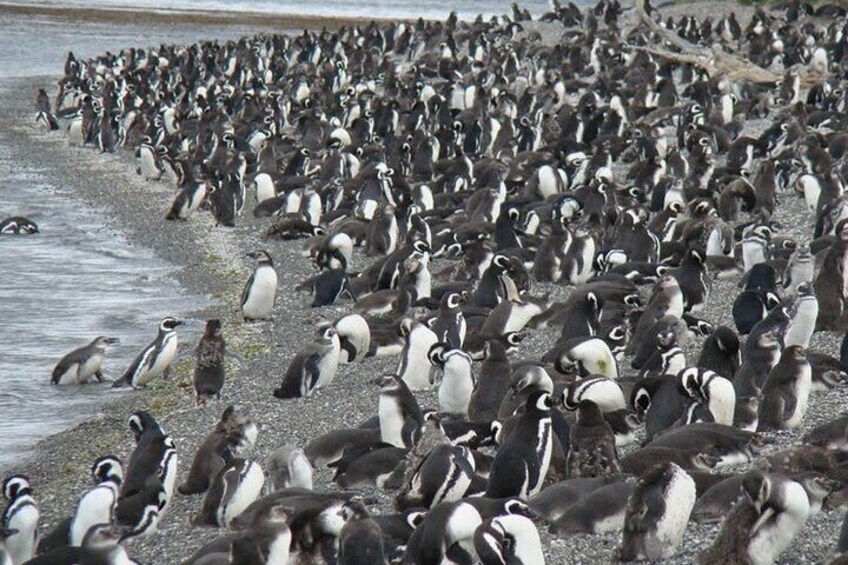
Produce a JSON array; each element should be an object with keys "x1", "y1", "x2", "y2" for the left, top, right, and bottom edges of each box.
[{"x1": 10, "y1": 0, "x2": 848, "y2": 563}]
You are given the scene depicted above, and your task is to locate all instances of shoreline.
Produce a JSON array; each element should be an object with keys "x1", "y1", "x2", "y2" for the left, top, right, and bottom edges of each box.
[{"x1": 0, "y1": 2, "x2": 402, "y2": 28}]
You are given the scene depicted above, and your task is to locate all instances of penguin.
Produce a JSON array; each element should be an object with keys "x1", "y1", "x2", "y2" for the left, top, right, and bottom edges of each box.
[
  {"x1": 566, "y1": 399, "x2": 621, "y2": 479},
  {"x1": 195, "y1": 447, "x2": 265, "y2": 528},
  {"x1": 429, "y1": 344, "x2": 475, "y2": 418},
  {"x1": 396, "y1": 444, "x2": 476, "y2": 510},
  {"x1": 0, "y1": 217, "x2": 39, "y2": 235},
  {"x1": 179, "y1": 406, "x2": 258, "y2": 496},
  {"x1": 51, "y1": 336, "x2": 119, "y2": 385},
  {"x1": 194, "y1": 319, "x2": 226, "y2": 406},
  {"x1": 28, "y1": 524, "x2": 138, "y2": 565},
  {"x1": 428, "y1": 292, "x2": 467, "y2": 349},
  {"x1": 112, "y1": 317, "x2": 182, "y2": 388},
  {"x1": 616, "y1": 463, "x2": 696, "y2": 561},
  {"x1": 69, "y1": 456, "x2": 123, "y2": 547},
  {"x1": 378, "y1": 375, "x2": 422, "y2": 448},
  {"x1": 547, "y1": 336, "x2": 619, "y2": 380},
  {"x1": 679, "y1": 367, "x2": 736, "y2": 425},
  {"x1": 402, "y1": 500, "x2": 482, "y2": 565},
  {"x1": 783, "y1": 243, "x2": 814, "y2": 295},
  {"x1": 562, "y1": 376, "x2": 627, "y2": 413},
  {"x1": 2, "y1": 475, "x2": 38, "y2": 564},
  {"x1": 297, "y1": 268, "x2": 350, "y2": 308},
  {"x1": 396, "y1": 319, "x2": 439, "y2": 392},
  {"x1": 485, "y1": 391, "x2": 554, "y2": 499},
  {"x1": 814, "y1": 219, "x2": 848, "y2": 330},
  {"x1": 474, "y1": 514, "x2": 544, "y2": 565},
  {"x1": 550, "y1": 479, "x2": 636, "y2": 535},
  {"x1": 115, "y1": 485, "x2": 166, "y2": 540},
  {"x1": 273, "y1": 327, "x2": 341, "y2": 399},
  {"x1": 265, "y1": 446, "x2": 313, "y2": 492},
  {"x1": 699, "y1": 472, "x2": 810, "y2": 565},
  {"x1": 646, "y1": 423, "x2": 759, "y2": 467},
  {"x1": 804, "y1": 414, "x2": 848, "y2": 451},
  {"x1": 758, "y1": 345, "x2": 812, "y2": 431},
  {"x1": 626, "y1": 275, "x2": 684, "y2": 356},
  {"x1": 696, "y1": 325, "x2": 741, "y2": 380},
  {"x1": 338, "y1": 501, "x2": 386, "y2": 565},
  {"x1": 166, "y1": 181, "x2": 208, "y2": 221},
  {"x1": 734, "y1": 305, "x2": 789, "y2": 397},
  {"x1": 468, "y1": 340, "x2": 513, "y2": 422},
  {"x1": 631, "y1": 375, "x2": 688, "y2": 442},
  {"x1": 784, "y1": 283, "x2": 818, "y2": 348},
  {"x1": 122, "y1": 411, "x2": 178, "y2": 515},
  {"x1": 732, "y1": 264, "x2": 781, "y2": 335},
  {"x1": 242, "y1": 251, "x2": 278, "y2": 321}
]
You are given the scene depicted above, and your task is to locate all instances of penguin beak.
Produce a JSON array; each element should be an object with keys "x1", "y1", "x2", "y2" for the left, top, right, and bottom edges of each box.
[
  {"x1": 105, "y1": 337, "x2": 120, "y2": 345},
  {"x1": 173, "y1": 320, "x2": 185, "y2": 327}
]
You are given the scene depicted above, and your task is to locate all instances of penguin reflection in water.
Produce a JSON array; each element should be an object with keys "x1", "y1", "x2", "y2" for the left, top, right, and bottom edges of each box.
[{"x1": 112, "y1": 317, "x2": 183, "y2": 389}]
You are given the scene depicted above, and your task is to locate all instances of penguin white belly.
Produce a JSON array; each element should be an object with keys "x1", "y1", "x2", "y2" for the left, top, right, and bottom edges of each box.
[
  {"x1": 254, "y1": 173, "x2": 276, "y2": 203},
  {"x1": 647, "y1": 470, "x2": 696, "y2": 559},
  {"x1": 139, "y1": 149, "x2": 161, "y2": 180},
  {"x1": 585, "y1": 380, "x2": 627, "y2": 412},
  {"x1": 289, "y1": 453, "x2": 313, "y2": 489},
  {"x1": 70, "y1": 485, "x2": 117, "y2": 546},
  {"x1": 140, "y1": 334, "x2": 178, "y2": 386},
  {"x1": 439, "y1": 374, "x2": 474, "y2": 416},
  {"x1": 398, "y1": 330, "x2": 438, "y2": 391},
  {"x1": 785, "y1": 303, "x2": 818, "y2": 348},
  {"x1": 747, "y1": 482, "x2": 810, "y2": 565},
  {"x1": 265, "y1": 529, "x2": 292, "y2": 565},
  {"x1": 314, "y1": 342, "x2": 340, "y2": 389},
  {"x1": 222, "y1": 463, "x2": 265, "y2": 526},
  {"x1": 5, "y1": 504, "x2": 39, "y2": 563},
  {"x1": 593, "y1": 507, "x2": 627, "y2": 533},
  {"x1": 538, "y1": 165, "x2": 561, "y2": 197},
  {"x1": 184, "y1": 185, "x2": 207, "y2": 217},
  {"x1": 56, "y1": 363, "x2": 81, "y2": 385},
  {"x1": 160, "y1": 453, "x2": 179, "y2": 513},
  {"x1": 785, "y1": 367, "x2": 812, "y2": 429},
  {"x1": 68, "y1": 118, "x2": 84, "y2": 145},
  {"x1": 78, "y1": 354, "x2": 104, "y2": 383},
  {"x1": 707, "y1": 379, "x2": 736, "y2": 425},
  {"x1": 532, "y1": 420, "x2": 553, "y2": 496},
  {"x1": 445, "y1": 503, "x2": 483, "y2": 546},
  {"x1": 243, "y1": 266, "x2": 278, "y2": 320},
  {"x1": 379, "y1": 396, "x2": 405, "y2": 448}
]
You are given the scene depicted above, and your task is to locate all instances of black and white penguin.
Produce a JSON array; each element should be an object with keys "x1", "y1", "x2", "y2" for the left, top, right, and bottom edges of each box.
[
  {"x1": 29, "y1": 524, "x2": 139, "y2": 565},
  {"x1": 195, "y1": 447, "x2": 265, "y2": 528},
  {"x1": 567, "y1": 399, "x2": 621, "y2": 479},
  {"x1": 699, "y1": 472, "x2": 810, "y2": 565},
  {"x1": 486, "y1": 391, "x2": 554, "y2": 499},
  {"x1": 112, "y1": 317, "x2": 182, "y2": 388},
  {"x1": 265, "y1": 446, "x2": 313, "y2": 492},
  {"x1": 758, "y1": 345, "x2": 812, "y2": 431},
  {"x1": 69, "y1": 456, "x2": 123, "y2": 547},
  {"x1": 122, "y1": 411, "x2": 178, "y2": 515},
  {"x1": 547, "y1": 336, "x2": 619, "y2": 380},
  {"x1": 297, "y1": 268, "x2": 350, "y2": 308},
  {"x1": 194, "y1": 319, "x2": 226, "y2": 406},
  {"x1": 616, "y1": 462, "x2": 696, "y2": 561},
  {"x1": 272, "y1": 327, "x2": 341, "y2": 399},
  {"x1": 734, "y1": 304, "x2": 790, "y2": 397},
  {"x1": 679, "y1": 367, "x2": 736, "y2": 425},
  {"x1": 378, "y1": 375, "x2": 422, "y2": 448},
  {"x1": 51, "y1": 336, "x2": 119, "y2": 385},
  {"x1": 2, "y1": 475, "x2": 39, "y2": 564},
  {"x1": 429, "y1": 344, "x2": 474, "y2": 417},
  {"x1": 732, "y1": 264, "x2": 781, "y2": 335},
  {"x1": 166, "y1": 181, "x2": 208, "y2": 221},
  {"x1": 242, "y1": 250, "x2": 278, "y2": 321},
  {"x1": 474, "y1": 514, "x2": 544, "y2": 565},
  {"x1": 397, "y1": 444, "x2": 476, "y2": 510},
  {"x1": 0, "y1": 216, "x2": 39, "y2": 235},
  {"x1": 402, "y1": 500, "x2": 482, "y2": 565},
  {"x1": 549, "y1": 479, "x2": 636, "y2": 536},
  {"x1": 562, "y1": 376, "x2": 627, "y2": 413},
  {"x1": 428, "y1": 292, "x2": 467, "y2": 349},
  {"x1": 631, "y1": 375, "x2": 688, "y2": 442},
  {"x1": 396, "y1": 319, "x2": 439, "y2": 391},
  {"x1": 670, "y1": 248, "x2": 711, "y2": 312},
  {"x1": 338, "y1": 500, "x2": 386, "y2": 565},
  {"x1": 115, "y1": 485, "x2": 166, "y2": 541}
]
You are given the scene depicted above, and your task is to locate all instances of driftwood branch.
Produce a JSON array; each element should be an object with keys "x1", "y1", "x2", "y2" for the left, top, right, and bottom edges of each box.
[{"x1": 631, "y1": 0, "x2": 824, "y2": 85}]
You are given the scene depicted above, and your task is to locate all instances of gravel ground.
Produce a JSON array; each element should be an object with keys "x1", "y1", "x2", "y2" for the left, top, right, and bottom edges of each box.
[{"x1": 4, "y1": 1, "x2": 848, "y2": 563}]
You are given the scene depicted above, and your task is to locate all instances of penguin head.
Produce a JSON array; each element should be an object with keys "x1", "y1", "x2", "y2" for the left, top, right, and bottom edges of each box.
[
  {"x1": 510, "y1": 364, "x2": 553, "y2": 394},
  {"x1": 204, "y1": 319, "x2": 222, "y2": 337},
  {"x1": 427, "y1": 342, "x2": 449, "y2": 368},
  {"x1": 318, "y1": 327, "x2": 338, "y2": 344},
  {"x1": 575, "y1": 399, "x2": 605, "y2": 425},
  {"x1": 2, "y1": 475, "x2": 31, "y2": 501},
  {"x1": 631, "y1": 385, "x2": 652, "y2": 417},
  {"x1": 159, "y1": 317, "x2": 183, "y2": 332},
  {"x1": 503, "y1": 498, "x2": 537, "y2": 518},
  {"x1": 128, "y1": 410, "x2": 162, "y2": 442},
  {"x1": 504, "y1": 332, "x2": 524, "y2": 351},
  {"x1": 248, "y1": 249, "x2": 274, "y2": 265},
  {"x1": 484, "y1": 339, "x2": 508, "y2": 361},
  {"x1": 678, "y1": 367, "x2": 704, "y2": 401},
  {"x1": 91, "y1": 455, "x2": 123, "y2": 484},
  {"x1": 784, "y1": 344, "x2": 807, "y2": 362},
  {"x1": 93, "y1": 336, "x2": 120, "y2": 349},
  {"x1": 81, "y1": 524, "x2": 124, "y2": 550},
  {"x1": 405, "y1": 508, "x2": 428, "y2": 529},
  {"x1": 443, "y1": 291, "x2": 465, "y2": 310},
  {"x1": 742, "y1": 471, "x2": 771, "y2": 514}
]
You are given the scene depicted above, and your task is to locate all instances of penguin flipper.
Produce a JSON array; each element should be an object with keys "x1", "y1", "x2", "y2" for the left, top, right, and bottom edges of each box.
[{"x1": 241, "y1": 272, "x2": 257, "y2": 309}]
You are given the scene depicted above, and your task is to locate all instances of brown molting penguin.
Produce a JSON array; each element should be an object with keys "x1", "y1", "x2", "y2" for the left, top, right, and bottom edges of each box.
[
  {"x1": 193, "y1": 319, "x2": 226, "y2": 406},
  {"x1": 179, "y1": 406, "x2": 258, "y2": 496}
]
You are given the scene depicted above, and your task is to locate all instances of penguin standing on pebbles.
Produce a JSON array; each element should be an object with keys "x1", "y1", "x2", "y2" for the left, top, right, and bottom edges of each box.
[
  {"x1": 2, "y1": 475, "x2": 39, "y2": 564},
  {"x1": 273, "y1": 327, "x2": 341, "y2": 399},
  {"x1": 784, "y1": 283, "x2": 818, "y2": 349},
  {"x1": 70, "y1": 456, "x2": 123, "y2": 547},
  {"x1": 242, "y1": 251, "x2": 278, "y2": 321},
  {"x1": 195, "y1": 446, "x2": 265, "y2": 528},
  {"x1": 616, "y1": 463, "x2": 696, "y2": 561},
  {"x1": 193, "y1": 319, "x2": 226, "y2": 406},
  {"x1": 428, "y1": 292, "x2": 467, "y2": 349},
  {"x1": 429, "y1": 344, "x2": 475, "y2": 418},
  {"x1": 486, "y1": 391, "x2": 554, "y2": 499},
  {"x1": 51, "y1": 336, "x2": 119, "y2": 385},
  {"x1": 758, "y1": 345, "x2": 812, "y2": 431},
  {"x1": 112, "y1": 317, "x2": 182, "y2": 389}
]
